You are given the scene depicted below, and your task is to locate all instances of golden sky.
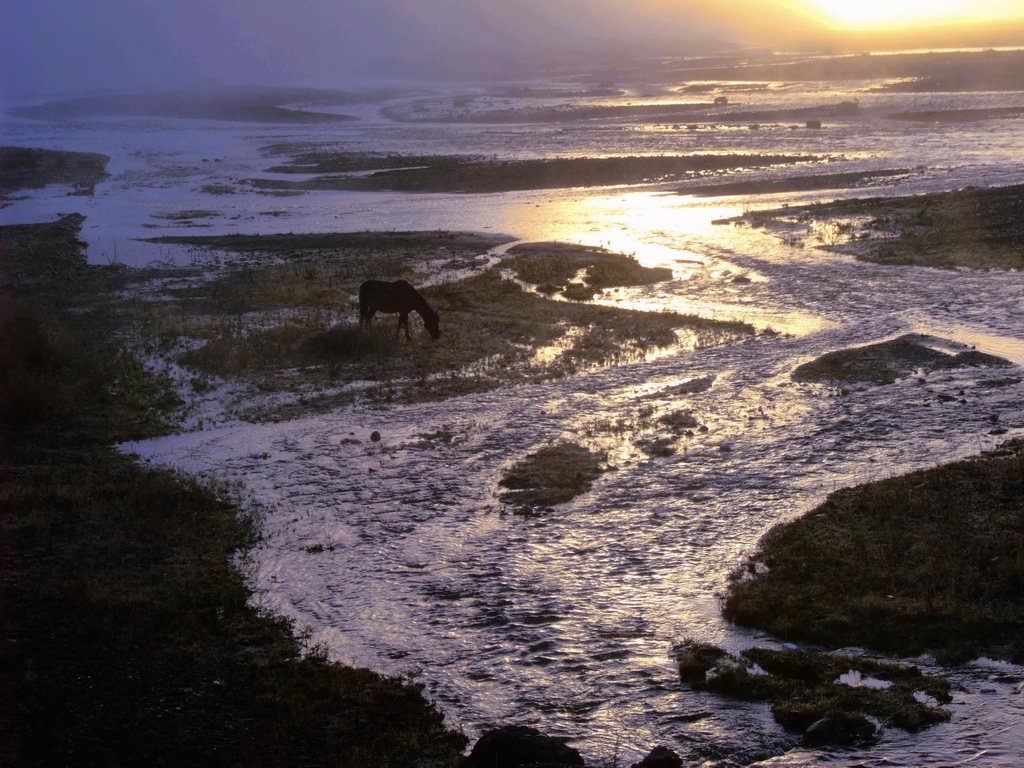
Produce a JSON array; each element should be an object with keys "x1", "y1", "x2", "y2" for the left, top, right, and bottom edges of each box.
[{"x1": 796, "y1": 0, "x2": 1024, "y2": 29}]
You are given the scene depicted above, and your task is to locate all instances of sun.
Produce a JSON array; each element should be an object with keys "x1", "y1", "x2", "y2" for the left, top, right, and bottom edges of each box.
[{"x1": 806, "y1": 0, "x2": 1023, "y2": 29}]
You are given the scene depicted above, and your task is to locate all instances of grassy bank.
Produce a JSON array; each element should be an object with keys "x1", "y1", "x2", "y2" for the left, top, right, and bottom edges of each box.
[
  {"x1": 0, "y1": 146, "x2": 109, "y2": 200},
  {"x1": 724, "y1": 440, "x2": 1024, "y2": 663},
  {"x1": 248, "y1": 151, "x2": 815, "y2": 194},
  {"x1": 718, "y1": 183, "x2": 1024, "y2": 269},
  {"x1": 1, "y1": 216, "x2": 467, "y2": 766}
]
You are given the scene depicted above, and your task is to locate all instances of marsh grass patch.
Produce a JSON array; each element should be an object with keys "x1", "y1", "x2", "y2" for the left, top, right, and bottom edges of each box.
[
  {"x1": 724, "y1": 183, "x2": 1024, "y2": 270},
  {"x1": 502, "y1": 242, "x2": 673, "y2": 299},
  {"x1": 247, "y1": 152, "x2": 816, "y2": 194},
  {"x1": 792, "y1": 334, "x2": 1012, "y2": 385},
  {"x1": 142, "y1": 262, "x2": 751, "y2": 418},
  {"x1": 0, "y1": 146, "x2": 109, "y2": 198},
  {"x1": 151, "y1": 209, "x2": 221, "y2": 221},
  {"x1": 499, "y1": 442, "x2": 606, "y2": 511},
  {"x1": 724, "y1": 440, "x2": 1024, "y2": 661},
  {"x1": 675, "y1": 641, "x2": 952, "y2": 736},
  {"x1": 121, "y1": 231, "x2": 754, "y2": 419}
]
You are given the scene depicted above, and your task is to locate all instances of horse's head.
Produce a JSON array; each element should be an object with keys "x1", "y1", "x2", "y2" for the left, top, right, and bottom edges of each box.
[{"x1": 422, "y1": 307, "x2": 441, "y2": 340}]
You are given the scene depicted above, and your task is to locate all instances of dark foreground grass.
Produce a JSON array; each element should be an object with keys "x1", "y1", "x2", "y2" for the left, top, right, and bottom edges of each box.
[
  {"x1": 1, "y1": 217, "x2": 466, "y2": 766},
  {"x1": 724, "y1": 440, "x2": 1024, "y2": 662},
  {"x1": 675, "y1": 641, "x2": 951, "y2": 735}
]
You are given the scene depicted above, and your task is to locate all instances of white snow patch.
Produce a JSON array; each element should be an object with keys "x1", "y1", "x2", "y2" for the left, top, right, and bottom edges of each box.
[{"x1": 837, "y1": 670, "x2": 893, "y2": 689}]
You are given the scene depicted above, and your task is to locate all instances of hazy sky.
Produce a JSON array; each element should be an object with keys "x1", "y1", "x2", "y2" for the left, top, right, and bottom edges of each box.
[
  {"x1": 804, "y1": 0, "x2": 1023, "y2": 28},
  {"x1": 3, "y1": 0, "x2": 1023, "y2": 97}
]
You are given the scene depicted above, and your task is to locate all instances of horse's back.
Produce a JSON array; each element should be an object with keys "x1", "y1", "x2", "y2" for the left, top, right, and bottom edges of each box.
[
  {"x1": 359, "y1": 279, "x2": 417, "y2": 313},
  {"x1": 360, "y1": 279, "x2": 413, "y2": 295}
]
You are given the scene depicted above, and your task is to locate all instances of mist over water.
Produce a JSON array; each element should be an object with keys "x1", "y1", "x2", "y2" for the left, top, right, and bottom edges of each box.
[
  {"x1": 2, "y1": 0, "x2": 733, "y2": 96},
  {"x1": 5, "y1": 0, "x2": 1024, "y2": 97}
]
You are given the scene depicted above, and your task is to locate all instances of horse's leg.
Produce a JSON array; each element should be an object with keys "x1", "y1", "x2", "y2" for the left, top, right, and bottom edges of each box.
[
  {"x1": 397, "y1": 312, "x2": 406, "y2": 340},
  {"x1": 359, "y1": 301, "x2": 373, "y2": 332}
]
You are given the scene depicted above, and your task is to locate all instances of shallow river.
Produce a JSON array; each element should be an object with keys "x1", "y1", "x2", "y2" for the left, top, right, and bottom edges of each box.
[{"x1": 4, "y1": 74, "x2": 1024, "y2": 765}]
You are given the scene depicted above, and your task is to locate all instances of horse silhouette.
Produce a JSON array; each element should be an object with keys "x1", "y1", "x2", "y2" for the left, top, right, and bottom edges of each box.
[{"x1": 358, "y1": 279, "x2": 440, "y2": 340}]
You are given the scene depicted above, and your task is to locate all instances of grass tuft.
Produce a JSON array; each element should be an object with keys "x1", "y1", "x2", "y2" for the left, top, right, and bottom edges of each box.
[
  {"x1": 675, "y1": 641, "x2": 952, "y2": 734},
  {"x1": 499, "y1": 442, "x2": 606, "y2": 511}
]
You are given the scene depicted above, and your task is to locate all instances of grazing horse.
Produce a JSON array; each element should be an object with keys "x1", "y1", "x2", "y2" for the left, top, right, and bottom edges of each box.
[{"x1": 358, "y1": 279, "x2": 441, "y2": 340}]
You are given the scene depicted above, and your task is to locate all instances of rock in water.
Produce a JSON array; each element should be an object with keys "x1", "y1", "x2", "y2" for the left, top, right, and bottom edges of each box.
[
  {"x1": 460, "y1": 726, "x2": 585, "y2": 767},
  {"x1": 802, "y1": 712, "x2": 877, "y2": 747},
  {"x1": 631, "y1": 745, "x2": 685, "y2": 768},
  {"x1": 370, "y1": 430, "x2": 381, "y2": 442}
]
